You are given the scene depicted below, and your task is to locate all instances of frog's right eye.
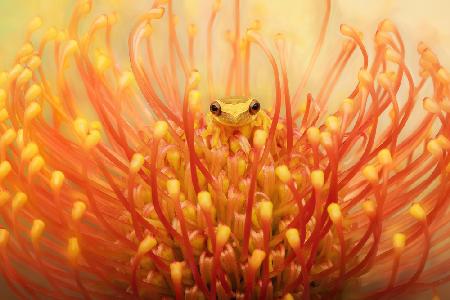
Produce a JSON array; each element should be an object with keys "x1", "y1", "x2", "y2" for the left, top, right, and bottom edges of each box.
[{"x1": 210, "y1": 101, "x2": 221, "y2": 116}]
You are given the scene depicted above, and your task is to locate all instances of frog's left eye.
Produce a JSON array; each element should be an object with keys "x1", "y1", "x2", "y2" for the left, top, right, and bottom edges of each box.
[
  {"x1": 249, "y1": 100, "x2": 260, "y2": 115},
  {"x1": 210, "y1": 101, "x2": 221, "y2": 116}
]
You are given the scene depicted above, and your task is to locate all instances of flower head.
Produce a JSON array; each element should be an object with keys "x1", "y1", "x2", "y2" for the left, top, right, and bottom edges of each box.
[{"x1": 0, "y1": 0, "x2": 449, "y2": 299}]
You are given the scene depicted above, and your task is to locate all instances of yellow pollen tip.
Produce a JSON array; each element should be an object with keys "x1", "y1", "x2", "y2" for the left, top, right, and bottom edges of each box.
[
  {"x1": 170, "y1": 262, "x2": 183, "y2": 283},
  {"x1": 83, "y1": 130, "x2": 101, "y2": 150},
  {"x1": 166, "y1": 179, "x2": 181, "y2": 197},
  {"x1": 30, "y1": 219, "x2": 46, "y2": 246},
  {"x1": 1, "y1": 128, "x2": 17, "y2": 146},
  {"x1": 198, "y1": 191, "x2": 212, "y2": 212},
  {"x1": 25, "y1": 84, "x2": 42, "y2": 103},
  {"x1": 327, "y1": 203, "x2": 343, "y2": 223},
  {"x1": 188, "y1": 24, "x2": 198, "y2": 36},
  {"x1": 28, "y1": 16, "x2": 43, "y2": 32},
  {"x1": 27, "y1": 55, "x2": 41, "y2": 70},
  {"x1": 67, "y1": 237, "x2": 81, "y2": 264},
  {"x1": 436, "y1": 135, "x2": 450, "y2": 150},
  {"x1": 0, "y1": 191, "x2": 10, "y2": 207},
  {"x1": 307, "y1": 127, "x2": 321, "y2": 145},
  {"x1": 0, "y1": 108, "x2": 9, "y2": 123},
  {"x1": 12, "y1": 192, "x2": 28, "y2": 214},
  {"x1": 50, "y1": 171, "x2": 65, "y2": 192},
  {"x1": 362, "y1": 164, "x2": 379, "y2": 184},
  {"x1": 249, "y1": 249, "x2": 266, "y2": 270},
  {"x1": 21, "y1": 143, "x2": 39, "y2": 162},
  {"x1": 166, "y1": 149, "x2": 181, "y2": 170},
  {"x1": 377, "y1": 72, "x2": 393, "y2": 90},
  {"x1": 72, "y1": 201, "x2": 87, "y2": 221},
  {"x1": 437, "y1": 68, "x2": 450, "y2": 84},
  {"x1": 74, "y1": 118, "x2": 89, "y2": 138},
  {"x1": 409, "y1": 203, "x2": 426, "y2": 221},
  {"x1": 426, "y1": 139, "x2": 442, "y2": 157},
  {"x1": 310, "y1": 169, "x2": 324, "y2": 189},
  {"x1": 0, "y1": 229, "x2": 10, "y2": 248},
  {"x1": 358, "y1": 69, "x2": 373, "y2": 87},
  {"x1": 285, "y1": 228, "x2": 300, "y2": 249},
  {"x1": 392, "y1": 233, "x2": 406, "y2": 250},
  {"x1": 0, "y1": 161, "x2": 12, "y2": 181},
  {"x1": 423, "y1": 97, "x2": 441, "y2": 114},
  {"x1": 340, "y1": 98, "x2": 354, "y2": 114},
  {"x1": 130, "y1": 153, "x2": 145, "y2": 174},
  {"x1": 216, "y1": 224, "x2": 231, "y2": 248},
  {"x1": 119, "y1": 71, "x2": 135, "y2": 90},
  {"x1": 320, "y1": 131, "x2": 333, "y2": 147},
  {"x1": 8, "y1": 64, "x2": 24, "y2": 82},
  {"x1": 95, "y1": 54, "x2": 112, "y2": 73},
  {"x1": 362, "y1": 199, "x2": 377, "y2": 217},
  {"x1": 253, "y1": 129, "x2": 268, "y2": 149},
  {"x1": 28, "y1": 155, "x2": 45, "y2": 176},
  {"x1": 153, "y1": 120, "x2": 169, "y2": 139},
  {"x1": 275, "y1": 165, "x2": 291, "y2": 184},
  {"x1": 377, "y1": 149, "x2": 393, "y2": 166},
  {"x1": 18, "y1": 43, "x2": 34, "y2": 59},
  {"x1": 380, "y1": 19, "x2": 396, "y2": 32},
  {"x1": 24, "y1": 102, "x2": 42, "y2": 122},
  {"x1": 17, "y1": 68, "x2": 33, "y2": 86},
  {"x1": 0, "y1": 89, "x2": 7, "y2": 107},
  {"x1": 282, "y1": 294, "x2": 294, "y2": 300},
  {"x1": 137, "y1": 235, "x2": 157, "y2": 256},
  {"x1": 259, "y1": 201, "x2": 273, "y2": 223}
]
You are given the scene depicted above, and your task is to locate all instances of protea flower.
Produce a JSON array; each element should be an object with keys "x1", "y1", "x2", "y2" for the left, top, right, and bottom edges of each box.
[{"x1": 0, "y1": 0, "x2": 449, "y2": 299}]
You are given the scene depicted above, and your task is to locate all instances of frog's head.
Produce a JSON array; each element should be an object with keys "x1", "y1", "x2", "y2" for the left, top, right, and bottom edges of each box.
[{"x1": 209, "y1": 97, "x2": 261, "y2": 127}]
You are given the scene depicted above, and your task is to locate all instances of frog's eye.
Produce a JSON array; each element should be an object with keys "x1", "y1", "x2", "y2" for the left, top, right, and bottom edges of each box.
[
  {"x1": 249, "y1": 100, "x2": 260, "y2": 115},
  {"x1": 210, "y1": 101, "x2": 221, "y2": 116}
]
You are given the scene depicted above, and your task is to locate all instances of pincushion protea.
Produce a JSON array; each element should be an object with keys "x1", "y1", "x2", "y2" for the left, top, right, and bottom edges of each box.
[{"x1": 0, "y1": 0, "x2": 449, "y2": 299}]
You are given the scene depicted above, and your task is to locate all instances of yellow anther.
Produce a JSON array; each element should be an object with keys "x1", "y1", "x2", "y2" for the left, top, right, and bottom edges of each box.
[
  {"x1": 8, "y1": 64, "x2": 24, "y2": 82},
  {"x1": 392, "y1": 233, "x2": 406, "y2": 250},
  {"x1": 28, "y1": 16, "x2": 43, "y2": 32},
  {"x1": 285, "y1": 228, "x2": 300, "y2": 249},
  {"x1": 50, "y1": 171, "x2": 65, "y2": 192},
  {"x1": 170, "y1": 262, "x2": 183, "y2": 283},
  {"x1": 282, "y1": 294, "x2": 294, "y2": 300},
  {"x1": 423, "y1": 97, "x2": 440, "y2": 114},
  {"x1": 249, "y1": 249, "x2": 266, "y2": 270},
  {"x1": 339, "y1": 24, "x2": 355, "y2": 37},
  {"x1": 130, "y1": 153, "x2": 145, "y2": 174},
  {"x1": 119, "y1": 71, "x2": 134, "y2": 90},
  {"x1": 216, "y1": 224, "x2": 231, "y2": 248},
  {"x1": 340, "y1": 98, "x2": 354, "y2": 114},
  {"x1": 358, "y1": 69, "x2": 373, "y2": 87},
  {"x1": 21, "y1": 143, "x2": 39, "y2": 162},
  {"x1": 377, "y1": 72, "x2": 393, "y2": 90},
  {"x1": 436, "y1": 135, "x2": 450, "y2": 149},
  {"x1": 380, "y1": 19, "x2": 396, "y2": 32},
  {"x1": 65, "y1": 40, "x2": 80, "y2": 57},
  {"x1": 67, "y1": 237, "x2": 81, "y2": 264},
  {"x1": 30, "y1": 219, "x2": 45, "y2": 247},
  {"x1": 72, "y1": 201, "x2": 87, "y2": 221},
  {"x1": 137, "y1": 235, "x2": 157, "y2": 256},
  {"x1": 17, "y1": 43, "x2": 34, "y2": 59},
  {"x1": 189, "y1": 70, "x2": 201, "y2": 89},
  {"x1": 1, "y1": 128, "x2": 17, "y2": 146},
  {"x1": 167, "y1": 149, "x2": 181, "y2": 170},
  {"x1": 27, "y1": 55, "x2": 41, "y2": 70},
  {"x1": 326, "y1": 116, "x2": 340, "y2": 132},
  {"x1": 426, "y1": 139, "x2": 442, "y2": 157},
  {"x1": 84, "y1": 130, "x2": 101, "y2": 150},
  {"x1": 198, "y1": 191, "x2": 212, "y2": 212},
  {"x1": 12, "y1": 192, "x2": 28, "y2": 214},
  {"x1": 307, "y1": 127, "x2": 321, "y2": 145},
  {"x1": 153, "y1": 120, "x2": 168, "y2": 139},
  {"x1": 275, "y1": 165, "x2": 291, "y2": 184},
  {"x1": 89, "y1": 121, "x2": 102, "y2": 131},
  {"x1": 409, "y1": 203, "x2": 426, "y2": 221},
  {"x1": 237, "y1": 158, "x2": 247, "y2": 176},
  {"x1": 0, "y1": 161, "x2": 11, "y2": 181},
  {"x1": 437, "y1": 67, "x2": 450, "y2": 84},
  {"x1": 0, "y1": 108, "x2": 8, "y2": 123},
  {"x1": 362, "y1": 164, "x2": 378, "y2": 184},
  {"x1": 362, "y1": 199, "x2": 377, "y2": 218},
  {"x1": 377, "y1": 149, "x2": 393, "y2": 166},
  {"x1": 166, "y1": 179, "x2": 181, "y2": 197},
  {"x1": 327, "y1": 203, "x2": 343, "y2": 223},
  {"x1": 385, "y1": 49, "x2": 402, "y2": 64},
  {"x1": 0, "y1": 229, "x2": 9, "y2": 248},
  {"x1": 253, "y1": 129, "x2": 268, "y2": 148},
  {"x1": 320, "y1": 131, "x2": 333, "y2": 147},
  {"x1": 28, "y1": 155, "x2": 45, "y2": 176},
  {"x1": 0, "y1": 191, "x2": 10, "y2": 207},
  {"x1": 310, "y1": 170, "x2": 324, "y2": 189},
  {"x1": 24, "y1": 102, "x2": 42, "y2": 122},
  {"x1": 25, "y1": 84, "x2": 42, "y2": 103},
  {"x1": 95, "y1": 54, "x2": 111, "y2": 73},
  {"x1": 73, "y1": 118, "x2": 89, "y2": 138},
  {"x1": 259, "y1": 201, "x2": 273, "y2": 223},
  {"x1": 16, "y1": 68, "x2": 33, "y2": 86},
  {"x1": 188, "y1": 90, "x2": 201, "y2": 112},
  {"x1": 0, "y1": 89, "x2": 6, "y2": 108}
]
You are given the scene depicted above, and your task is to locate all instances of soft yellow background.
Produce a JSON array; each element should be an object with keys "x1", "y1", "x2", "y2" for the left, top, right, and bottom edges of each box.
[{"x1": 0, "y1": 0, "x2": 448, "y2": 299}]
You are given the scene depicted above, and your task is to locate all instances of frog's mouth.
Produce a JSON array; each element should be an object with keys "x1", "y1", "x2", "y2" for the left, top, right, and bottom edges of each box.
[{"x1": 212, "y1": 111, "x2": 257, "y2": 127}]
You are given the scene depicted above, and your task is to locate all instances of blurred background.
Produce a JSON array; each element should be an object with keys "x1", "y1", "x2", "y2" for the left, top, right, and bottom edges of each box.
[{"x1": 0, "y1": 0, "x2": 449, "y2": 299}]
